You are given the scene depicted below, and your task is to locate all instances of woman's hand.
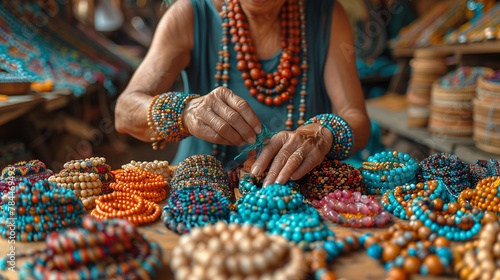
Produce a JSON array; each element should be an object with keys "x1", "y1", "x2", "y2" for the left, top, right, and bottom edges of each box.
[
  {"x1": 182, "y1": 87, "x2": 262, "y2": 146},
  {"x1": 251, "y1": 123, "x2": 334, "y2": 187}
]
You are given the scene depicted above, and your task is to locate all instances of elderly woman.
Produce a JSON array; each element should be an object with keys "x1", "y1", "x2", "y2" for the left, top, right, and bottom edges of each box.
[{"x1": 115, "y1": 0, "x2": 370, "y2": 187}]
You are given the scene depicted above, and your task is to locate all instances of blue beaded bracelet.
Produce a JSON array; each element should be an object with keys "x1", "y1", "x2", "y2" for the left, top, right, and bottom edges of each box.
[{"x1": 303, "y1": 114, "x2": 354, "y2": 160}]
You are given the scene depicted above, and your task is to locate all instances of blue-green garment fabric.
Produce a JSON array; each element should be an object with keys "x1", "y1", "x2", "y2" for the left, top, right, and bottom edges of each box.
[{"x1": 173, "y1": 0, "x2": 335, "y2": 167}]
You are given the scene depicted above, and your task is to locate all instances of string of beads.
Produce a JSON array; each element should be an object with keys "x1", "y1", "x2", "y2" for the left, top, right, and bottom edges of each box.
[
  {"x1": 48, "y1": 171, "x2": 103, "y2": 210},
  {"x1": 418, "y1": 153, "x2": 471, "y2": 196},
  {"x1": 111, "y1": 168, "x2": 169, "y2": 203},
  {"x1": 63, "y1": 157, "x2": 115, "y2": 194}
]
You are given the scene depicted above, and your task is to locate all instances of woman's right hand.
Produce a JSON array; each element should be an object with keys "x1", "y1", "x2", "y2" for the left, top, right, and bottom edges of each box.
[{"x1": 181, "y1": 87, "x2": 262, "y2": 146}]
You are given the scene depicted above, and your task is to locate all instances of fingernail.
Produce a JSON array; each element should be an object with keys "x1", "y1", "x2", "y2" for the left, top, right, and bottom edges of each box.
[
  {"x1": 275, "y1": 176, "x2": 285, "y2": 185},
  {"x1": 239, "y1": 141, "x2": 246, "y2": 146},
  {"x1": 262, "y1": 180, "x2": 269, "y2": 188},
  {"x1": 254, "y1": 126, "x2": 262, "y2": 134},
  {"x1": 251, "y1": 166, "x2": 261, "y2": 176},
  {"x1": 248, "y1": 136, "x2": 256, "y2": 145}
]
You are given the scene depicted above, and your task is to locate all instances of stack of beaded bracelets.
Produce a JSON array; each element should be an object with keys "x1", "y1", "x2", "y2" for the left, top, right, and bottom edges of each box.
[
  {"x1": 418, "y1": 153, "x2": 471, "y2": 196},
  {"x1": 48, "y1": 172, "x2": 103, "y2": 210},
  {"x1": 91, "y1": 191, "x2": 162, "y2": 226},
  {"x1": 469, "y1": 159, "x2": 500, "y2": 187},
  {"x1": 122, "y1": 160, "x2": 172, "y2": 181},
  {"x1": 363, "y1": 222, "x2": 453, "y2": 278},
  {"x1": 0, "y1": 160, "x2": 54, "y2": 202},
  {"x1": 110, "y1": 168, "x2": 169, "y2": 203},
  {"x1": 63, "y1": 157, "x2": 115, "y2": 194},
  {"x1": 303, "y1": 114, "x2": 353, "y2": 160},
  {"x1": 362, "y1": 151, "x2": 419, "y2": 195},
  {"x1": 458, "y1": 176, "x2": 500, "y2": 214},
  {"x1": 171, "y1": 221, "x2": 307, "y2": 280},
  {"x1": 453, "y1": 222, "x2": 500, "y2": 280},
  {"x1": 0, "y1": 179, "x2": 85, "y2": 242},
  {"x1": 298, "y1": 159, "x2": 364, "y2": 201},
  {"x1": 1, "y1": 217, "x2": 163, "y2": 279},
  {"x1": 147, "y1": 92, "x2": 200, "y2": 150}
]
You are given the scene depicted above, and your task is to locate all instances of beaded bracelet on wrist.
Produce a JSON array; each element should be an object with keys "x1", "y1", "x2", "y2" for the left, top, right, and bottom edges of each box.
[
  {"x1": 362, "y1": 151, "x2": 419, "y2": 195},
  {"x1": 110, "y1": 168, "x2": 169, "y2": 203},
  {"x1": 122, "y1": 160, "x2": 172, "y2": 181},
  {"x1": 458, "y1": 176, "x2": 500, "y2": 214},
  {"x1": 363, "y1": 222, "x2": 453, "y2": 278},
  {"x1": 0, "y1": 179, "x2": 85, "y2": 242},
  {"x1": 469, "y1": 159, "x2": 500, "y2": 187},
  {"x1": 418, "y1": 153, "x2": 471, "y2": 196},
  {"x1": 0, "y1": 217, "x2": 163, "y2": 279},
  {"x1": 453, "y1": 223, "x2": 500, "y2": 280},
  {"x1": 171, "y1": 221, "x2": 308, "y2": 280},
  {"x1": 303, "y1": 114, "x2": 353, "y2": 160},
  {"x1": 147, "y1": 92, "x2": 200, "y2": 150},
  {"x1": 298, "y1": 159, "x2": 364, "y2": 201},
  {"x1": 314, "y1": 189, "x2": 390, "y2": 227}
]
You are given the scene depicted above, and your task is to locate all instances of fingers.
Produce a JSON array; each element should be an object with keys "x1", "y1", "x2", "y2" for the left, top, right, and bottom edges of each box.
[
  {"x1": 251, "y1": 132, "x2": 288, "y2": 177},
  {"x1": 262, "y1": 134, "x2": 304, "y2": 187},
  {"x1": 196, "y1": 123, "x2": 234, "y2": 146},
  {"x1": 276, "y1": 149, "x2": 305, "y2": 184},
  {"x1": 211, "y1": 100, "x2": 257, "y2": 145},
  {"x1": 218, "y1": 87, "x2": 262, "y2": 135},
  {"x1": 203, "y1": 110, "x2": 245, "y2": 146}
]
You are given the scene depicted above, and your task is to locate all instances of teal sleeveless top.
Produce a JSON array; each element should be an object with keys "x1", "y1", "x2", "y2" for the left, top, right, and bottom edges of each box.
[{"x1": 173, "y1": 0, "x2": 335, "y2": 167}]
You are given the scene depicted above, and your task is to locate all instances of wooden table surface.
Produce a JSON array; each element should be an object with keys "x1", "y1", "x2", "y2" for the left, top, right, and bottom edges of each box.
[{"x1": 0, "y1": 200, "x2": 459, "y2": 280}]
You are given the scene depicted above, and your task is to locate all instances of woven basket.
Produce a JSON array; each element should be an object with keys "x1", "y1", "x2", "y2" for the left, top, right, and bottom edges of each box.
[
  {"x1": 0, "y1": 82, "x2": 32, "y2": 95},
  {"x1": 477, "y1": 77, "x2": 500, "y2": 93}
]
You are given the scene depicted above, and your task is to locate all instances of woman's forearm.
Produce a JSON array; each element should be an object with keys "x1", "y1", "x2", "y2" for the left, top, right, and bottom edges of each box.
[{"x1": 115, "y1": 90, "x2": 156, "y2": 142}]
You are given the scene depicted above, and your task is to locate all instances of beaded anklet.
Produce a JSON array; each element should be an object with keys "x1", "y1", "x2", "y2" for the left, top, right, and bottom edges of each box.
[
  {"x1": 0, "y1": 179, "x2": 85, "y2": 242},
  {"x1": 298, "y1": 159, "x2": 364, "y2": 201},
  {"x1": 147, "y1": 92, "x2": 200, "y2": 150},
  {"x1": 362, "y1": 151, "x2": 419, "y2": 195},
  {"x1": 111, "y1": 168, "x2": 169, "y2": 202},
  {"x1": 63, "y1": 157, "x2": 115, "y2": 194},
  {"x1": 122, "y1": 160, "x2": 172, "y2": 181},
  {"x1": 469, "y1": 159, "x2": 500, "y2": 187},
  {"x1": 418, "y1": 153, "x2": 471, "y2": 196},
  {"x1": 0, "y1": 217, "x2": 163, "y2": 279},
  {"x1": 453, "y1": 222, "x2": 500, "y2": 280},
  {"x1": 91, "y1": 191, "x2": 161, "y2": 226},
  {"x1": 363, "y1": 222, "x2": 453, "y2": 278},
  {"x1": 315, "y1": 190, "x2": 390, "y2": 227},
  {"x1": 48, "y1": 171, "x2": 103, "y2": 210},
  {"x1": 458, "y1": 176, "x2": 500, "y2": 214},
  {"x1": 0, "y1": 160, "x2": 54, "y2": 203},
  {"x1": 171, "y1": 221, "x2": 308, "y2": 280},
  {"x1": 303, "y1": 114, "x2": 353, "y2": 160}
]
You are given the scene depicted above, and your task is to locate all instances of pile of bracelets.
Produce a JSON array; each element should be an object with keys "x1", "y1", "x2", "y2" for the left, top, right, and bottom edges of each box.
[
  {"x1": 110, "y1": 168, "x2": 169, "y2": 203},
  {"x1": 382, "y1": 180, "x2": 455, "y2": 220},
  {"x1": 91, "y1": 191, "x2": 162, "y2": 226},
  {"x1": 458, "y1": 176, "x2": 500, "y2": 214},
  {"x1": 0, "y1": 160, "x2": 54, "y2": 203},
  {"x1": 362, "y1": 222, "x2": 454, "y2": 278},
  {"x1": 162, "y1": 188, "x2": 230, "y2": 234},
  {"x1": 362, "y1": 151, "x2": 419, "y2": 195},
  {"x1": 314, "y1": 190, "x2": 390, "y2": 227},
  {"x1": 469, "y1": 159, "x2": 500, "y2": 186},
  {"x1": 1, "y1": 216, "x2": 163, "y2": 279},
  {"x1": 230, "y1": 183, "x2": 311, "y2": 229},
  {"x1": 147, "y1": 92, "x2": 200, "y2": 150},
  {"x1": 298, "y1": 159, "x2": 364, "y2": 201},
  {"x1": 408, "y1": 195, "x2": 484, "y2": 241},
  {"x1": 238, "y1": 172, "x2": 299, "y2": 197},
  {"x1": 170, "y1": 221, "x2": 308, "y2": 280},
  {"x1": 48, "y1": 171, "x2": 103, "y2": 211},
  {"x1": 267, "y1": 212, "x2": 335, "y2": 251},
  {"x1": 63, "y1": 158, "x2": 115, "y2": 194},
  {"x1": 0, "y1": 179, "x2": 85, "y2": 242},
  {"x1": 453, "y1": 222, "x2": 500, "y2": 280},
  {"x1": 122, "y1": 160, "x2": 172, "y2": 181},
  {"x1": 303, "y1": 114, "x2": 353, "y2": 160},
  {"x1": 418, "y1": 153, "x2": 471, "y2": 196},
  {"x1": 171, "y1": 154, "x2": 232, "y2": 199}
]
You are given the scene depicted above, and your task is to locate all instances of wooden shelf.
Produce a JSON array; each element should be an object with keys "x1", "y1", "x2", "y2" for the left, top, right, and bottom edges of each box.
[
  {"x1": 367, "y1": 101, "x2": 500, "y2": 163},
  {"x1": 392, "y1": 40, "x2": 500, "y2": 58}
]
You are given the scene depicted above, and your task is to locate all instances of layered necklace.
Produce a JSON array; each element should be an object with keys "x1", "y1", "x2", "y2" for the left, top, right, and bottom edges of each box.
[{"x1": 216, "y1": 0, "x2": 308, "y2": 130}]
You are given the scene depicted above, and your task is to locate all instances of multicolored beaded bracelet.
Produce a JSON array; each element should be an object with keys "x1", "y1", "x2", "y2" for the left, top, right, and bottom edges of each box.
[
  {"x1": 303, "y1": 114, "x2": 353, "y2": 160},
  {"x1": 1, "y1": 217, "x2": 163, "y2": 279},
  {"x1": 453, "y1": 222, "x2": 500, "y2": 280},
  {"x1": 363, "y1": 222, "x2": 454, "y2": 278},
  {"x1": 147, "y1": 92, "x2": 200, "y2": 150},
  {"x1": 63, "y1": 157, "x2": 115, "y2": 194},
  {"x1": 162, "y1": 188, "x2": 230, "y2": 234},
  {"x1": 314, "y1": 189, "x2": 390, "y2": 227},
  {"x1": 362, "y1": 151, "x2": 419, "y2": 195},
  {"x1": 458, "y1": 176, "x2": 500, "y2": 214},
  {"x1": 418, "y1": 153, "x2": 471, "y2": 196},
  {"x1": 111, "y1": 168, "x2": 169, "y2": 203},
  {"x1": 0, "y1": 179, "x2": 85, "y2": 242},
  {"x1": 469, "y1": 159, "x2": 500, "y2": 187},
  {"x1": 298, "y1": 159, "x2": 364, "y2": 201},
  {"x1": 0, "y1": 160, "x2": 54, "y2": 203},
  {"x1": 170, "y1": 221, "x2": 308, "y2": 280}
]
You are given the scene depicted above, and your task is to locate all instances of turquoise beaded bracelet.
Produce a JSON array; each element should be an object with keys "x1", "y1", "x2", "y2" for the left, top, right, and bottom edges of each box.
[{"x1": 303, "y1": 114, "x2": 353, "y2": 160}]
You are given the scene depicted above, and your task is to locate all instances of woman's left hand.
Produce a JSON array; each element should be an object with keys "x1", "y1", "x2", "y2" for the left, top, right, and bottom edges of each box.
[{"x1": 251, "y1": 123, "x2": 334, "y2": 187}]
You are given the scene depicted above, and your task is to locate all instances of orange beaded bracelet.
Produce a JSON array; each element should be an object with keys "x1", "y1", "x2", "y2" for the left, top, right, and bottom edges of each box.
[{"x1": 110, "y1": 168, "x2": 169, "y2": 202}]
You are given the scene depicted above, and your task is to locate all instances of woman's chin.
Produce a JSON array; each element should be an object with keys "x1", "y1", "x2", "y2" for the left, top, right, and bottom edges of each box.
[{"x1": 248, "y1": 0, "x2": 269, "y2": 4}]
